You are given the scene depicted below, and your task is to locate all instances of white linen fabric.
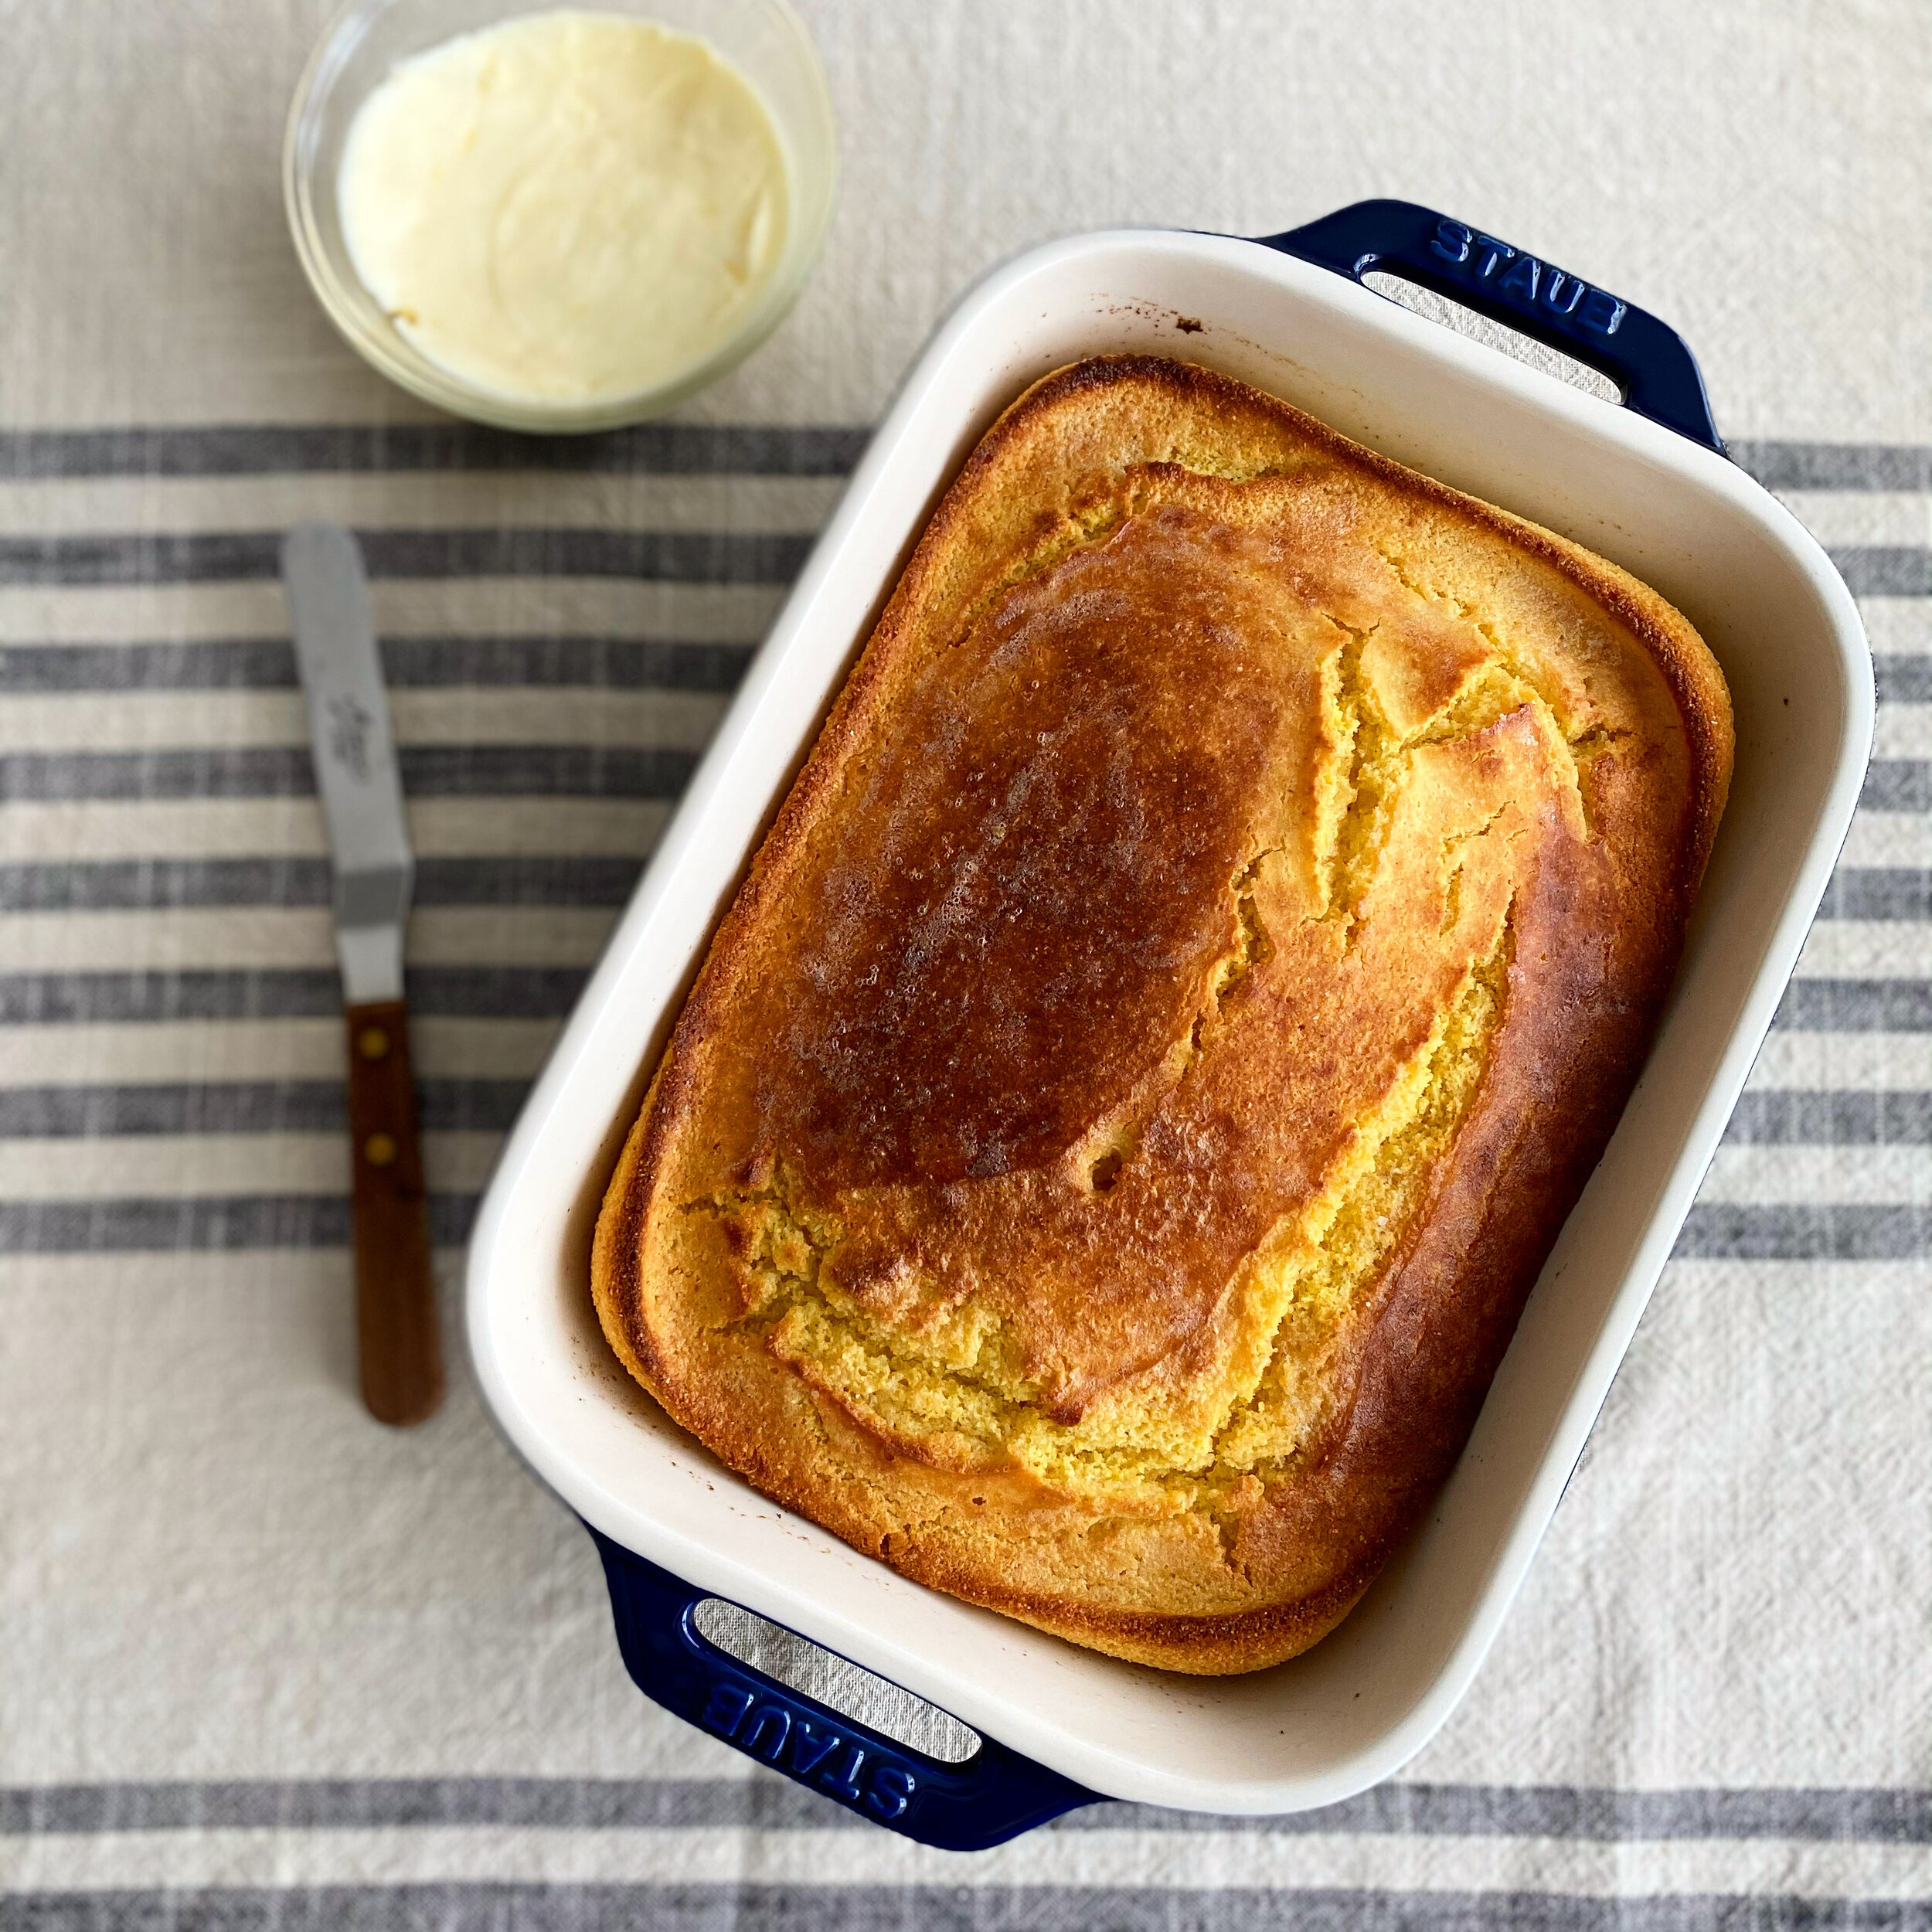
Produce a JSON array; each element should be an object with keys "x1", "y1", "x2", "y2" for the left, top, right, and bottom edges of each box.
[{"x1": 1, "y1": 0, "x2": 1927, "y2": 1923}]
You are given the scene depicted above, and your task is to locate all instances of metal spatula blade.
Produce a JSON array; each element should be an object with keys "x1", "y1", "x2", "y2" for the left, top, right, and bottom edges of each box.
[{"x1": 282, "y1": 523, "x2": 444, "y2": 1427}]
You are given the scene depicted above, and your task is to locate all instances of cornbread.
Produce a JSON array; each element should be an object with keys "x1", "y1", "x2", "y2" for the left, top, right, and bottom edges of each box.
[{"x1": 593, "y1": 355, "x2": 1733, "y2": 1675}]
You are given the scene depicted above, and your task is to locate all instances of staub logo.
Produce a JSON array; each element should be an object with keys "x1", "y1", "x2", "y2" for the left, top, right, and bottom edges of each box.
[
  {"x1": 1428, "y1": 219, "x2": 1627, "y2": 336},
  {"x1": 700, "y1": 1681, "x2": 918, "y2": 1821}
]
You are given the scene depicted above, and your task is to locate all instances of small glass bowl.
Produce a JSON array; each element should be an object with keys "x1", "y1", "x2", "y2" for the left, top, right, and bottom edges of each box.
[{"x1": 284, "y1": 0, "x2": 838, "y2": 433}]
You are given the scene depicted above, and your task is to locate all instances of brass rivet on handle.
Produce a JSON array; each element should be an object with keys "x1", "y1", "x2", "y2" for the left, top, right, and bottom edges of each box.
[
  {"x1": 364, "y1": 1131, "x2": 398, "y2": 1168},
  {"x1": 358, "y1": 1026, "x2": 390, "y2": 1060}
]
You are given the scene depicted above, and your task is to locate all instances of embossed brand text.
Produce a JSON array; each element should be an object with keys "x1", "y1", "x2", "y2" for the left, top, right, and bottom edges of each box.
[
  {"x1": 699, "y1": 1681, "x2": 918, "y2": 1820},
  {"x1": 1428, "y1": 219, "x2": 1626, "y2": 335}
]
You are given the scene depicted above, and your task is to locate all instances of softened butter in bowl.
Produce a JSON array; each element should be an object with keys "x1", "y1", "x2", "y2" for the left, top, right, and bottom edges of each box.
[{"x1": 338, "y1": 10, "x2": 789, "y2": 406}]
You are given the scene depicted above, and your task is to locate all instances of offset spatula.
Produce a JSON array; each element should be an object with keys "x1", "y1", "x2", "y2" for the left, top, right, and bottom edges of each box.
[{"x1": 281, "y1": 522, "x2": 444, "y2": 1426}]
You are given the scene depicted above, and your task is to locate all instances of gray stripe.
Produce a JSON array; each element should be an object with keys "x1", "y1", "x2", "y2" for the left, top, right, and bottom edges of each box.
[
  {"x1": 0, "y1": 539, "x2": 1920, "y2": 603},
  {"x1": 0, "y1": 855, "x2": 650, "y2": 912},
  {"x1": 0, "y1": 745, "x2": 699, "y2": 801},
  {"x1": 0, "y1": 1080, "x2": 528, "y2": 1137},
  {"x1": 0, "y1": 636, "x2": 759, "y2": 694},
  {"x1": 0, "y1": 638, "x2": 307, "y2": 692},
  {"x1": 1, "y1": 1777, "x2": 1925, "y2": 1841},
  {"x1": 1, "y1": 1889, "x2": 1927, "y2": 1932},
  {"x1": 1673, "y1": 1203, "x2": 1931, "y2": 1260},
  {"x1": 1, "y1": 536, "x2": 1922, "y2": 596},
  {"x1": 5, "y1": 749, "x2": 1918, "y2": 809},
  {"x1": 0, "y1": 422, "x2": 869, "y2": 479},
  {"x1": 0, "y1": 967, "x2": 587, "y2": 1023},
  {"x1": 1875, "y1": 655, "x2": 1932, "y2": 705},
  {"x1": 0, "y1": 424, "x2": 1914, "y2": 488},
  {"x1": 1860, "y1": 761, "x2": 1928, "y2": 812},
  {"x1": 3, "y1": 971, "x2": 1920, "y2": 1031},
  {"x1": 1815, "y1": 869, "x2": 1932, "y2": 920},
  {"x1": 2, "y1": 1197, "x2": 1920, "y2": 1258},
  {"x1": 1833, "y1": 549, "x2": 1932, "y2": 597},
  {"x1": 5, "y1": 639, "x2": 1927, "y2": 703},
  {"x1": 0, "y1": 1779, "x2": 845, "y2": 1835},
  {"x1": 0, "y1": 529, "x2": 813, "y2": 587},
  {"x1": 0, "y1": 1194, "x2": 478, "y2": 1253},
  {"x1": 1724, "y1": 1090, "x2": 1932, "y2": 1145},
  {"x1": 6, "y1": 857, "x2": 1923, "y2": 920},
  {"x1": 1776, "y1": 978, "x2": 1932, "y2": 1032},
  {"x1": 3, "y1": 541, "x2": 1917, "y2": 599},
  {"x1": 1730, "y1": 441, "x2": 1932, "y2": 491},
  {"x1": 5, "y1": 1082, "x2": 1921, "y2": 1148}
]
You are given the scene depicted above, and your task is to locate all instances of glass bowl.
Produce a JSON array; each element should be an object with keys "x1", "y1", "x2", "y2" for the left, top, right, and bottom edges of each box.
[{"x1": 284, "y1": 0, "x2": 838, "y2": 433}]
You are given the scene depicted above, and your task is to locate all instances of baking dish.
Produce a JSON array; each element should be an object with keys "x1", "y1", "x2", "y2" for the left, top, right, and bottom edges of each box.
[{"x1": 465, "y1": 200, "x2": 1872, "y2": 1849}]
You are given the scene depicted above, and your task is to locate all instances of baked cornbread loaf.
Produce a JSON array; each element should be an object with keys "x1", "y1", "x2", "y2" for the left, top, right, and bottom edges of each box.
[{"x1": 594, "y1": 355, "x2": 1732, "y2": 1674}]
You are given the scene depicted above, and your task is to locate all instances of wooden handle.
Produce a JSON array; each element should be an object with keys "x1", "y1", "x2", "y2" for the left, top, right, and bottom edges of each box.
[{"x1": 344, "y1": 999, "x2": 444, "y2": 1426}]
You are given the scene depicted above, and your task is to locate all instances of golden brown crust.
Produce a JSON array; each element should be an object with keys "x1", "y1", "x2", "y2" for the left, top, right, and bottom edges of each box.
[{"x1": 592, "y1": 355, "x2": 1733, "y2": 1674}]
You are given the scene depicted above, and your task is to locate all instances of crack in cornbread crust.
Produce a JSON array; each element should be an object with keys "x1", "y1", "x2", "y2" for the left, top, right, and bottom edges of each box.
[
  {"x1": 592, "y1": 355, "x2": 1733, "y2": 1675},
  {"x1": 700, "y1": 916, "x2": 1516, "y2": 1531}
]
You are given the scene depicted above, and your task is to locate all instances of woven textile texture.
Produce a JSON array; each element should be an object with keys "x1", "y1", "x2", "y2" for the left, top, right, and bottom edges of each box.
[{"x1": 2, "y1": 0, "x2": 1928, "y2": 1923}]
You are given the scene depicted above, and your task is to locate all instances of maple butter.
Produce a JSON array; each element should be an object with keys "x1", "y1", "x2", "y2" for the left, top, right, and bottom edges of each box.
[{"x1": 339, "y1": 10, "x2": 787, "y2": 404}]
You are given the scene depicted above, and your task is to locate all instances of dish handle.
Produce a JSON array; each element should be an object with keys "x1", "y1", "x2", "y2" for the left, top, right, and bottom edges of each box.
[
  {"x1": 1255, "y1": 196, "x2": 1724, "y2": 454},
  {"x1": 588, "y1": 1526, "x2": 1098, "y2": 1850}
]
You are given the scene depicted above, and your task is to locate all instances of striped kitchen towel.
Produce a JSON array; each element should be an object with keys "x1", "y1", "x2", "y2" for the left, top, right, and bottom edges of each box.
[
  {"x1": 1, "y1": 418, "x2": 1927, "y2": 1925},
  {"x1": 3, "y1": 0, "x2": 1927, "y2": 1920}
]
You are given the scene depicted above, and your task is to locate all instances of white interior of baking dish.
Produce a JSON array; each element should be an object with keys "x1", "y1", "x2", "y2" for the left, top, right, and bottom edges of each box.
[{"x1": 466, "y1": 230, "x2": 1872, "y2": 1814}]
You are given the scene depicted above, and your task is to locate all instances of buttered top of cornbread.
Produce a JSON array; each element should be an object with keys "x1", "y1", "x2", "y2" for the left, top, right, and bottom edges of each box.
[{"x1": 594, "y1": 356, "x2": 1730, "y2": 1665}]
